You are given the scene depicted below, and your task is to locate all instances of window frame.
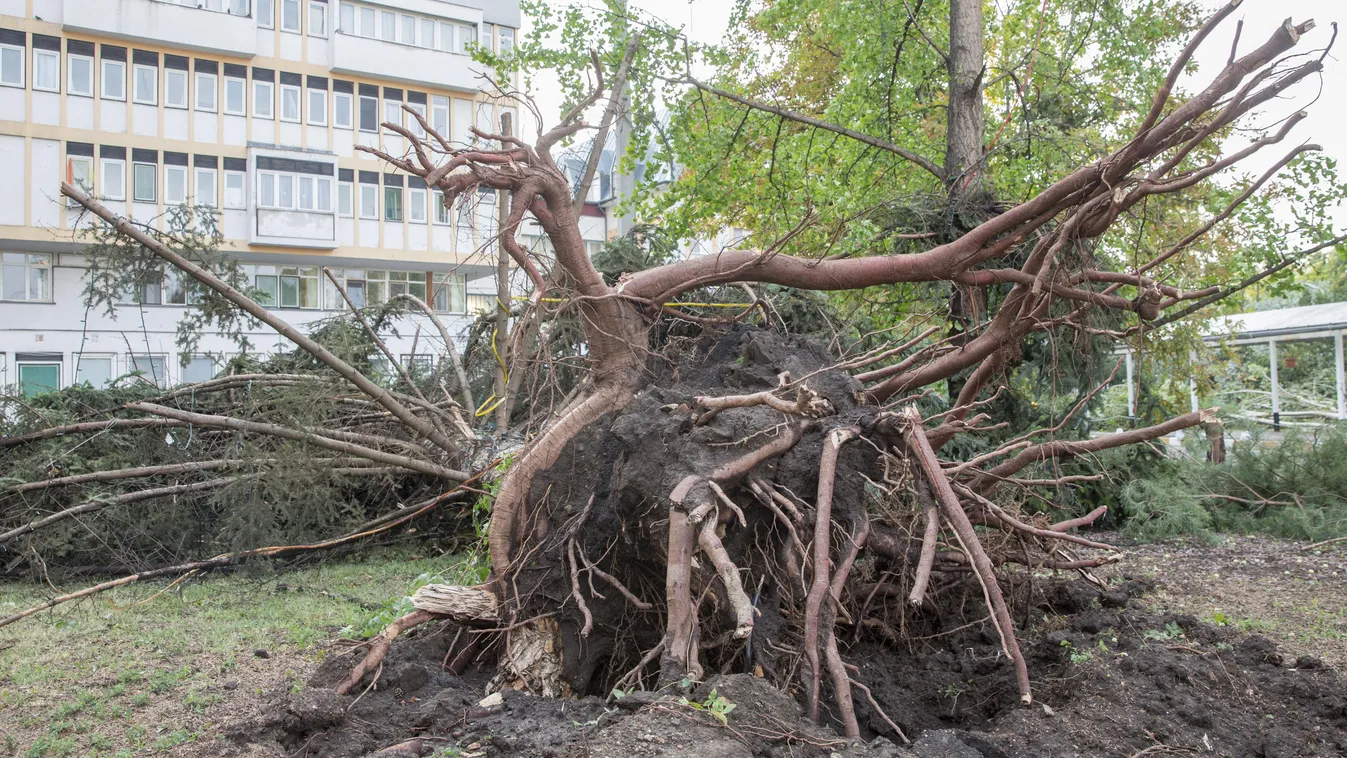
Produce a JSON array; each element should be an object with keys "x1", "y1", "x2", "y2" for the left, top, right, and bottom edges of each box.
[
  {"x1": 338, "y1": 181, "x2": 354, "y2": 217},
  {"x1": 131, "y1": 63, "x2": 157, "y2": 106},
  {"x1": 307, "y1": 88, "x2": 327, "y2": 126},
  {"x1": 224, "y1": 170, "x2": 246, "y2": 209},
  {"x1": 280, "y1": 83, "x2": 301, "y2": 122},
  {"x1": 0, "y1": 42, "x2": 23, "y2": 88},
  {"x1": 358, "y1": 94, "x2": 378, "y2": 132},
  {"x1": 358, "y1": 183, "x2": 378, "y2": 219},
  {"x1": 383, "y1": 186, "x2": 403, "y2": 222},
  {"x1": 316, "y1": 176, "x2": 333, "y2": 212},
  {"x1": 75, "y1": 354, "x2": 115, "y2": 389},
  {"x1": 1, "y1": 252, "x2": 53, "y2": 303},
  {"x1": 128, "y1": 354, "x2": 167, "y2": 388},
  {"x1": 432, "y1": 189, "x2": 450, "y2": 225},
  {"x1": 101, "y1": 59, "x2": 125, "y2": 100},
  {"x1": 383, "y1": 99, "x2": 402, "y2": 131},
  {"x1": 17, "y1": 362, "x2": 61, "y2": 397},
  {"x1": 380, "y1": 10, "x2": 396, "y2": 42},
  {"x1": 253, "y1": 80, "x2": 274, "y2": 119},
  {"x1": 408, "y1": 187, "x2": 427, "y2": 223},
  {"x1": 499, "y1": 27, "x2": 515, "y2": 54},
  {"x1": 224, "y1": 77, "x2": 246, "y2": 115},
  {"x1": 257, "y1": 170, "x2": 277, "y2": 207},
  {"x1": 307, "y1": 0, "x2": 327, "y2": 37},
  {"x1": 132, "y1": 162, "x2": 157, "y2": 203},
  {"x1": 359, "y1": 6, "x2": 377, "y2": 38},
  {"x1": 400, "y1": 14, "x2": 416, "y2": 45},
  {"x1": 280, "y1": 0, "x2": 302, "y2": 33},
  {"x1": 195, "y1": 71, "x2": 217, "y2": 112},
  {"x1": 100, "y1": 158, "x2": 126, "y2": 200},
  {"x1": 67, "y1": 53, "x2": 93, "y2": 97},
  {"x1": 419, "y1": 18, "x2": 435, "y2": 49},
  {"x1": 32, "y1": 48, "x2": 60, "y2": 93},
  {"x1": 164, "y1": 68, "x2": 188, "y2": 109},
  {"x1": 256, "y1": 0, "x2": 275, "y2": 29},
  {"x1": 338, "y1": 2, "x2": 356, "y2": 34},
  {"x1": 333, "y1": 91, "x2": 352, "y2": 129},
  {"x1": 195, "y1": 167, "x2": 218, "y2": 207},
  {"x1": 298, "y1": 174, "x2": 315, "y2": 211},
  {"x1": 67, "y1": 154, "x2": 94, "y2": 195},
  {"x1": 164, "y1": 164, "x2": 188, "y2": 206}
]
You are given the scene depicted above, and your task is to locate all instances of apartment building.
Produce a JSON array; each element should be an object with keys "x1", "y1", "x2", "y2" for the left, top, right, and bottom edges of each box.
[{"x1": 0, "y1": 0, "x2": 547, "y2": 396}]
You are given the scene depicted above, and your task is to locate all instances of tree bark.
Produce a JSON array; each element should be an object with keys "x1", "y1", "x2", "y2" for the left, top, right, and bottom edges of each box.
[{"x1": 945, "y1": 0, "x2": 985, "y2": 190}]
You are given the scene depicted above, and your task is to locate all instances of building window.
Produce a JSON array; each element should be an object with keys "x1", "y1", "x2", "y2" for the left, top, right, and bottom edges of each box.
[
  {"x1": 480, "y1": 23, "x2": 493, "y2": 52},
  {"x1": 400, "y1": 14, "x2": 416, "y2": 45},
  {"x1": 380, "y1": 10, "x2": 396, "y2": 42},
  {"x1": 308, "y1": 1, "x2": 326, "y2": 36},
  {"x1": 18, "y1": 362, "x2": 61, "y2": 397},
  {"x1": 383, "y1": 186, "x2": 402, "y2": 222},
  {"x1": 224, "y1": 77, "x2": 245, "y2": 115},
  {"x1": 333, "y1": 91, "x2": 352, "y2": 128},
  {"x1": 0, "y1": 42, "x2": 22, "y2": 87},
  {"x1": 401, "y1": 354, "x2": 435, "y2": 376},
  {"x1": 339, "y1": 2, "x2": 355, "y2": 34},
  {"x1": 431, "y1": 96, "x2": 449, "y2": 136},
  {"x1": 298, "y1": 175, "x2": 315, "y2": 210},
  {"x1": 195, "y1": 168, "x2": 217, "y2": 207},
  {"x1": 456, "y1": 24, "x2": 474, "y2": 54},
  {"x1": 278, "y1": 173, "x2": 294, "y2": 207},
  {"x1": 133, "y1": 162, "x2": 156, "y2": 202},
  {"x1": 132, "y1": 64, "x2": 157, "y2": 105},
  {"x1": 33, "y1": 49, "x2": 59, "y2": 92},
  {"x1": 165, "y1": 69, "x2": 188, "y2": 108},
  {"x1": 308, "y1": 88, "x2": 327, "y2": 125},
  {"x1": 384, "y1": 99, "x2": 402, "y2": 130},
  {"x1": 254, "y1": 81, "x2": 273, "y2": 118},
  {"x1": 181, "y1": 355, "x2": 217, "y2": 384},
  {"x1": 279, "y1": 266, "x2": 320, "y2": 308},
  {"x1": 433, "y1": 274, "x2": 465, "y2": 313},
  {"x1": 409, "y1": 187, "x2": 426, "y2": 223},
  {"x1": 129, "y1": 355, "x2": 167, "y2": 388},
  {"x1": 258, "y1": 171, "x2": 276, "y2": 207},
  {"x1": 67, "y1": 155, "x2": 93, "y2": 193},
  {"x1": 358, "y1": 95, "x2": 377, "y2": 132},
  {"x1": 317, "y1": 176, "x2": 332, "y2": 212},
  {"x1": 100, "y1": 158, "x2": 126, "y2": 200},
  {"x1": 365, "y1": 269, "x2": 388, "y2": 305},
  {"x1": 408, "y1": 103, "x2": 427, "y2": 138},
  {"x1": 280, "y1": 0, "x2": 301, "y2": 32},
  {"x1": 68, "y1": 54, "x2": 93, "y2": 96},
  {"x1": 281, "y1": 84, "x2": 300, "y2": 122},
  {"x1": 432, "y1": 190, "x2": 450, "y2": 224},
  {"x1": 75, "y1": 354, "x2": 113, "y2": 389},
  {"x1": 196, "y1": 72, "x2": 217, "y2": 112},
  {"x1": 101, "y1": 59, "x2": 125, "y2": 100},
  {"x1": 359, "y1": 6, "x2": 376, "y2": 38},
  {"x1": 224, "y1": 170, "x2": 245, "y2": 208},
  {"x1": 499, "y1": 27, "x2": 514, "y2": 53},
  {"x1": 257, "y1": 0, "x2": 274, "y2": 28},
  {"x1": 419, "y1": 18, "x2": 435, "y2": 48},
  {"x1": 251, "y1": 265, "x2": 279, "y2": 305},
  {"x1": 2, "y1": 253, "x2": 52, "y2": 302},
  {"x1": 359, "y1": 183, "x2": 377, "y2": 219},
  {"x1": 437, "y1": 22, "x2": 453, "y2": 52},
  {"x1": 165, "y1": 165, "x2": 188, "y2": 205},
  {"x1": 338, "y1": 182, "x2": 353, "y2": 217}
]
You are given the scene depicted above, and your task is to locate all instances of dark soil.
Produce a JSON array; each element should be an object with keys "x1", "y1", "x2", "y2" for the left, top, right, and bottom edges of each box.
[{"x1": 223, "y1": 571, "x2": 1346, "y2": 757}]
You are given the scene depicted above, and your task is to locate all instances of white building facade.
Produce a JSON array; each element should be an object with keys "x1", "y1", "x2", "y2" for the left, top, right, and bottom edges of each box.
[{"x1": 0, "y1": 0, "x2": 540, "y2": 396}]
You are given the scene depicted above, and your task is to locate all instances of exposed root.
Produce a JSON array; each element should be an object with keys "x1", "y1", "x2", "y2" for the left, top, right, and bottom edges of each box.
[
  {"x1": 908, "y1": 491, "x2": 941, "y2": 606},
  {"x1": 337, "y1": 609, "x2": 437, "y2": 695},
  {"x1": 805, "y1": 426, "x2": 861, "y2": 722},
  {"x1": 567, "y1": 539, "x2": 594, "y2": 638},
  {"x1": 694, "y1": 385, "x2": 834, "y2": 426},
  {"x1": 698, "y1": 520, "x2": 756, "y2": 638},
  {"x1": 663, "y1": 508, "x2": 701, "y2": 681}
]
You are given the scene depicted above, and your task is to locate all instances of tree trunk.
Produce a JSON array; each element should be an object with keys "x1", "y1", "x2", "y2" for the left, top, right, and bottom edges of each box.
[{"x1": 946, "y1": 0, "x2": 986, "y2": 191}]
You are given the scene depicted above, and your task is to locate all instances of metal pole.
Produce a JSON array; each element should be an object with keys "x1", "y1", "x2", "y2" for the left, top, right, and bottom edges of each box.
[
  {"x1": 1269, "y1": 339, "x2": 1280, "y2": 431},
  {"x1": 1125, "y1": 349, "x2": 1135, "y2": 420},
  {"x1": 1335, "y1": 331, "x2": 1345, "y2": 421}
]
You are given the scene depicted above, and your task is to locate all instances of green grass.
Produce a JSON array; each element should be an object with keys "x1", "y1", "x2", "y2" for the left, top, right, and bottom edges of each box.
[{"x1": 0, "y1": 546, "x2": 482, "y2": 757}]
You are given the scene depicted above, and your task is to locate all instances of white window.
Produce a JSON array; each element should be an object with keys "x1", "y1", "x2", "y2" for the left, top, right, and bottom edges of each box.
[
  {"x1": 181, "y1": 356, "x2": 217, "y2": 384},
  {"x1": 101, "y1": 59, "x2": 125, "y2": 100},
  {"x1": 333, "y1": 91, "x2": 352, "y2": 128},
  {"x1": 433, "y1": 273, "x2": 465, "y2": 313},
  {"x1": 432, "y1": 96, "x2": 449, "y2": 136},
  {"x1": 298, "y1": 175, "x2": 315, "y2": 210},
  {"x1": 419, "y1": 19, "x2": 435, "y2": 49},
  {"x1": 33, "y1": 49, "x2": 59, "y2": 92},
  {"x1": 380, "y1": 11, "x2": 396, "y2": 42},
  {"x1": 0, "y1": 43, "x2": 22, "y2": 87},
  {"x1": 281, "y1": 0, "x2": 301, "y2": 32},
  {"x1": 383, "y1": 186, "x2": 402, "y2": 221},
  {"x1": 358, "y1": 94, "x2": 378, "y2": 131},
  {"x1": 132, "y1": 64, "x2": 157, "y2": 105},
  {"x1": 68, "y1": 54, "x2": 93, "y2": 96},
  {"x1": 281, "y1": 84, "x2": 300, "y2": 122},
  {"x1": 339, "y1": 2, "x2": 356, "y2": 34},
  {"x1": 308, "y1": 88, "x2": 327, "y2": 125},
  {"x1": 67, "y1": 155, "x2": 93, "y2": 194},
  {"x1": 317, "y1": 176, "x2": 332, "y2": 212},
  {"x1": 456, "y1": 24, "x2": 474, "y2": 54},
  {"x1": 359, "y1": 7, "x2": 376, "y2": 38},
  {"x1": 480, "y1": 23, "x2": 493, "y2": 52},
  {"x1": 278, "y1": 266, "x2": 320, "y2": 308},
  {"x1": 258, "y1": 171, "x2": 276, "y2": 207},
  {"x1": 101, "y1": 158, "x2": 125, "y2": 200},
  {"x1": 165, "y1": 69, "x2": 188, "y2": 108},
  {"x1": 499, "y1": 27, "x2": 514, "y2": 53},
  {"x1": 75, "y1": 355, "x2": 113, "y2": 389},
  {"x1": 432, "y1": 190, "x2": 450, "y2": 224},
  {"x1": 408, "y1": 102, "x2": 427, "y2": 138},
  {"x1": 384, "y1": 99, "x2": 402, "y2": 130},
  {"x1": 165, "y1": 165, "x2": 187, "y2": 205},
  {"x1": 338, "y1": 182, "x2": 353, "y2": 216},
  {"x1": 195, "y1": 72, "x2": 217, "y2": 112},
  {"x1": 133, "y1": 162, "x2": 156, "y2": 202},
  {"x1": 308, "y1": 1, "x2": 326, "y2": 36},
  {"x1": 224, "y1": 171, "x2": 245, "y2": 208},
  {"x1": 195, "y1": 168, "x2": 217, "y2": 207},
  {"x1": 400, "y1": 14, "x2": 416, "y2": 45},
  {"x1": 257, "y1": 0, "x2": 274, "y2": 28},
  {"x1": 254, "y1": 81, "x2": 273, "y2": 118},
  {"x1": 278, "y1": 173, "x2": 294, "y2": 208},
  {"x1": 2, "y1": 253, "x2": 52, "y2": 302},
  {"x1": 359, "y1": 183, "x2": 377, "y2": 218},
  {"x1": 409, "y1": 187, "x2": 426, "y2": 223},
  {"x1": 224, "y1": 77, "x2": 245, "y2": 115},
  {"x1": 130, "y1": 355, "x2": 167, "y2": 387},
  {"x1": 437, "y1": 22, "x2": 453, "y2": 52}
]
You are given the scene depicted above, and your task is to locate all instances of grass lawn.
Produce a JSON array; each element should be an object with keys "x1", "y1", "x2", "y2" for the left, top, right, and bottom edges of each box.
[{"x1": 0, "y1": 547, "x2": 484, "y2": 758}]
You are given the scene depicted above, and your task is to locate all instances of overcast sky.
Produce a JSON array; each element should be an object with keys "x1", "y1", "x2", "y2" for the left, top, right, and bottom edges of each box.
[{"x1": 520, "y1": 0, "x2": 1343, "y2": 215}]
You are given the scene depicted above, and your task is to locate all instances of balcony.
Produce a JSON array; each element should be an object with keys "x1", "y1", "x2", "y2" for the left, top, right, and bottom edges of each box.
[
  {"x1": 329, "y1": 32, "x2": 483, "y2": 93},
  {"x1": 63, "y1": 0, "x2": 258, "y2": 59}
]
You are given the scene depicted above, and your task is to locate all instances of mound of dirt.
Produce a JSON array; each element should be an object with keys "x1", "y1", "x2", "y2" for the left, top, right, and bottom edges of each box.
[{"x1": 226, "y1": 576, "x2": 1346, "y2": 758}]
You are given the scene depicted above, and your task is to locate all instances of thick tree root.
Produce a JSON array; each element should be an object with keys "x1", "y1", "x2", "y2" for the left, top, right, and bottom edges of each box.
[{"x1": 337, "y1": 610, "x2": 437, "y2": 695}]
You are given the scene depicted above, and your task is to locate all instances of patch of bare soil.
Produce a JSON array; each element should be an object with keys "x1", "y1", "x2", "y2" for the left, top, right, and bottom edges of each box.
[{"x1": 223, "y1": 572, "x2": 1347, "y2": 758}]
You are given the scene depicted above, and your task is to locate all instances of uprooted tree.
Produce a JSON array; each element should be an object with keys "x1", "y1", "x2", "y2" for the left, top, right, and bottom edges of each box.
[{"x1": 3, "y1": 3, "x2": 1343, "y2": 741}]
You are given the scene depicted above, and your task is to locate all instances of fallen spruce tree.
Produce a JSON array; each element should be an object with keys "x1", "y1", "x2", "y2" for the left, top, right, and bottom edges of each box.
[{"x1": 2, "y1": 3, "x2": 1340, "y2": 742}]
